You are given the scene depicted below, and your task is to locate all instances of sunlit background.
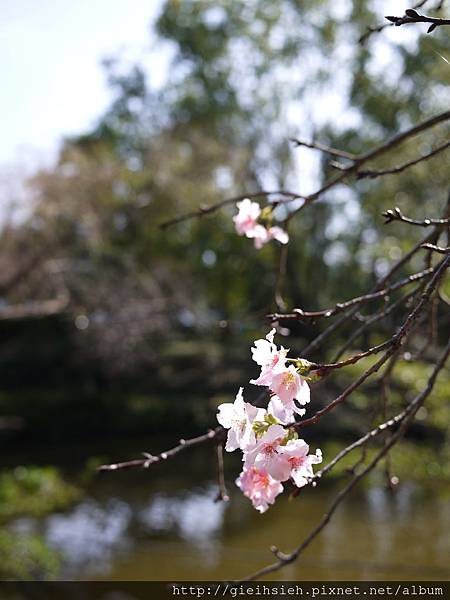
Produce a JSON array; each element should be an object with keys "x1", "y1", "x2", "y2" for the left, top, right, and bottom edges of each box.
[
  {"x1": 1, "y1": 1, "x2": 165, "y2": 163},
  {"x1": 0, "y1": 0, "x2": 449, "y2": 584}
]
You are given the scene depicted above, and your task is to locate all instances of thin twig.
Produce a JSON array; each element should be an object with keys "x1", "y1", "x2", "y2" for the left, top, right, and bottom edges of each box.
[
  {"x1": 356, "y1": 139, "x2": 450, "y2": 179},
  {"x1": 379, "y1": 355, "x2": 398, "y2": 490},
  {"x1": 97, "y1": 257, "x2": 447, "y2": 474},
  {"x1": 268, "y1": 267, "x2": 433, "y2": 322},
  {"x1": 286, "y1": 109, "x2": 450, "y2": 224},
  {"x1": 383, "y1": 207, "x2": 450, "y2": 227},
  {"x1": 421, "y1": 243, "x2": 450, "y2": 254},
  {"x1": 360, "y1": 0, "x2": 445, "y2": 42},
  {"x1": 314, "y1": 395, "x2": 408, "y2": 483},
  {"x1": 309, "y1": 340, "x2": 398, "y2": 375},
  {"x1": 289, "y1": 138, "x2": 357, "y2": 160},
  {"x1": 159, "y1": 190, "x2": 302, "y2": 229},
  {"x1": 274, "y1": 233, "x2": 289, "y2": 311},
  {"x1": 98, "y1": 427, "x2": 223, "y2": 471},
  {"x1": 160, "y1": 111, "x2": 450, "y2": 230},
  {"x1": 300, "y1": 227, "x2": 439, "y2": 358},
  {"x1": 331, "y1": 285, "x2": 423, "y2": 362},
  {"x1": 214, "y1": 443, "x2": 230, "y2": 503},
  {"x1": 386, "y1": 8, "x2": 450, "y2": 33},
  {"x1": 291, "y1": 256, "x2": 449, "y2": 431}
]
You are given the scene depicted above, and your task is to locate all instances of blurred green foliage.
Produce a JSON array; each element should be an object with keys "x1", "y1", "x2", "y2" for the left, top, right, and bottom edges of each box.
[
  {"x1": 319, "y1": 440, "x2": 450, "y2": 484},
  {"x1": 0, "y1": 531, "x2": 60, "y2": 580},
  {"x1": 0, "y1": 467, "x2": 81, "y2": 579},
  {"x1": 0, "y1": 0, "x2": 448, "y2": 437},
  {"x1": 0, "y1": 466, "x2": 80, "y2": 521}
]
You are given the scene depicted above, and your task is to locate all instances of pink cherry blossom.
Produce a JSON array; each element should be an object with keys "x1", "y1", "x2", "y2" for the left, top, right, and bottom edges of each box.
[
  {"x1": 251, "y1": 328, "x2": 278, "y2": 366},
  {"x1": 250, "y1": 329, "x2": 287, "y2": 387},
  {"x1": 270, "y1": 365, "x2": 310, "y2": 407},
  {"x1": 268, "y1": 394, "x2": 306, "y2": 424},
  {"x1": 250, "y1": 225, "x2": 289, "y2": 249},
  {"x1": 250, "y1": 331, "x2": 310, "y2": 423},
  {"x1": 233, "y1": 199, "x2": 261, "y2": 236},
  {"x1": 217, "y1": 388, "x2": 265, "y2": 452},
  {"x1": 267, "y1": 226, "x2": 289, "y2": 245},
  {"x1": 280, "y1": 439, "x2": 322, "y2": 488},
  {"x1": 250, "y1": 225, "x2": 271, "y2": 249},
  {"x1": 233, "y1": 200, "x2": 289, "y2": 248},
  {"x1": 216, "y1": 329, "x2": 320, "y2": 512},
  {"x1": 244, "y1": 424, "x2": 292, "y2": 481},
  {"x1": 236, "y1": 466, "x2": 283, "y2": 513}
]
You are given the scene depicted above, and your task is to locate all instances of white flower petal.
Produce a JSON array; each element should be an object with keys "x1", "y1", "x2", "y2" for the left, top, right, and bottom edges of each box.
[
  {"x1": 216, "y1": 403, "x2": 235, "y2": 428},
  {"x1": 225, "y1": 429, "x2": 239, "y2": 452}
]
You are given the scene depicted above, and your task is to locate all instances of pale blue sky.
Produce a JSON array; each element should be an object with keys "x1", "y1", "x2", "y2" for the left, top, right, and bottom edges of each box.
[
  {"x1": 0, "y1": 0, "x2": 423, "y2": 170},
  {"x1": 0, "y1": 0, "x2": 428, "y2": 240},
  {"x1": 0, "y1": 0, "x2": 164, "y2": 166}
]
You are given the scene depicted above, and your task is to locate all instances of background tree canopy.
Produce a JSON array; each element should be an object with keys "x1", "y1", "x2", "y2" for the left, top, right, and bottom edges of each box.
[{"x1": 0, "y1": 0, "x2": 448, "y2": 438}]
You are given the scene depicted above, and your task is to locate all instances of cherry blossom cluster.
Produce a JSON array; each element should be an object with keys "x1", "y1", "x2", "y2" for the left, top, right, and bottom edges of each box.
[
  {"x1": 217, "y1": 329, "x2": 322, "y2": 513},
  {"x1": 233, "y1": 198, "x2": 289, "y2": 249}
]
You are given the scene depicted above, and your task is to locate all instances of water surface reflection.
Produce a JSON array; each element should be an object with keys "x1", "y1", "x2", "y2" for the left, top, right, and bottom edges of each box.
[{"x1": 11, "y1": 451, "x2": 450, "y2": 581}]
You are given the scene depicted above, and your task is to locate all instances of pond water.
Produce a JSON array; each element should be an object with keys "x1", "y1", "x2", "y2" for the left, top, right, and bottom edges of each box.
[{"x1": 6, "y1": 436, "x2": 450, "y2": 581}]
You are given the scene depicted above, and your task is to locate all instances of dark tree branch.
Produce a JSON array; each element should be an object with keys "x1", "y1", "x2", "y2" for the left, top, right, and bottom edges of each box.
[
  {"x1": 331, "y1": 285, "x2": 423, "y2": 362},
  {"x1": 309, "y1": 340, "x2": 401, "y2": 375},
  {"x1": 421, "y1": 243, "x2": 450, "y2": 254},
  {"x1": 289, "y1": 138, "x2": 357, "y2": 160},
  {"x1": 268, "y1": 267, "x2": 433, "y2": 323},
  {"x1": 214, "y1": 443, "x2": 230, "y2": 503},
  {"x1": 345, "y1": 111, "x2": 450, "y2": 164},
  {"x1": 291, "y1": 255, "x2": 449, "y2": 432},
  {"x1": 274, "y1": 238, "x2": 289, "y2": 311},
  {"x1": 356, "y1": 139, "x2": 450, "y2": 179},
  {"x1": 359, "y1": 0, "x2": 445, "y2": 42},
  {"x1": 96, "y1": 255, "x2": 446, "y2": 475},
  {"x1": 159, "y1": 111, "x2": 450, "y2": 230},
  {"x1": 100, "y1": 66, "x2": 450, "y2": 586},
  {"x1": 286, "y1": 109, "x2": 450, "y2": 223},
  {"x1": 159, "y1": 190, "x2": 302, "y2": 229},
  {"x1": 298, "y1": 222, "x2": 441, "y2": 358},
  {"x1": 386, "y1": 8, "x2": 450, "y2": 33},
  {"x1": 312, "y1": 383, "x2": 418, "y2": 483}
]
